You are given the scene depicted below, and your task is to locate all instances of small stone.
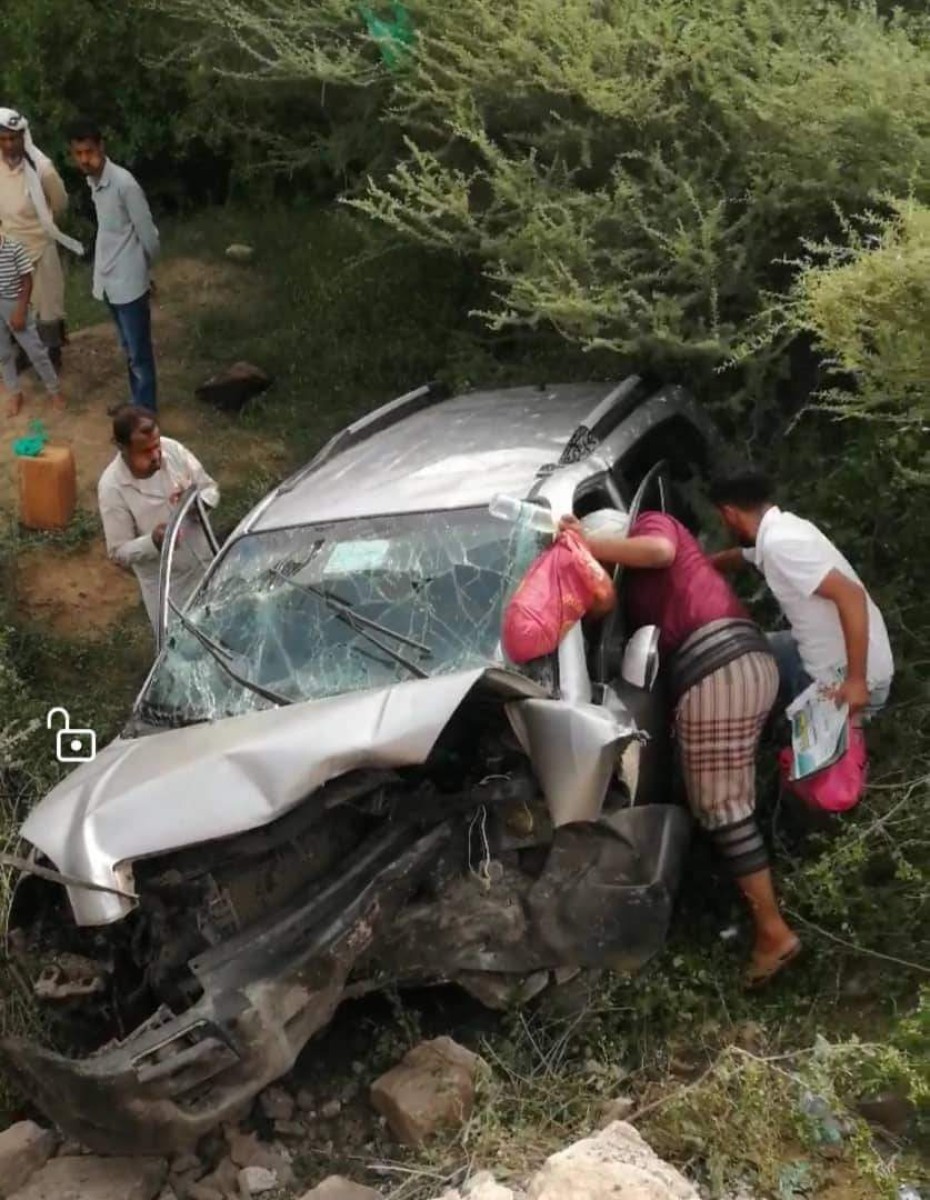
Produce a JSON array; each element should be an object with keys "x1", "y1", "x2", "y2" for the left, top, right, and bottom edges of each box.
[
  {"x1": 599, "y1": 1096, "x2": 636, "y2": 1126},
  {"x1": 370, "y1": 1036, "x2": 481, "y2": 1147},
  {"x1": 157, "y1": 1190, "x2": 180, "y2": 1200},
  {"x1": 238, "y1": 1166, "x2": 278, "y2": 1195},
  {"x1": 186, "y1": 1186, "x2": 223, "y2": 1200},
  {"x1": 295, "y1": 1176, "x2": 383, "y2": 1200},
  {"x1": 321, "y1": 1099, "x2": 342, "y2": 1120},
  {"x1": 273, "y1": 1120, "x2": 306, "y2": 1142},
  {"x1": 225, "y1": 244, "x2": 255, "y2": 263},
  {"x1": 463, "y1": 1172, "x2": 514, "y2": 1199},
  {"x1": 731, "y1": 1021, "x2": 766, "y2": 1055},
  {"x1": 56, "y1": 1140, "x2": 86, "y2": 1158},
  {"x1": 296, "y1": 1089, "x2": 316, "y2": 1114},
  {"x1": 0, "y1": 1122, "x2": 57, "y2": 1197},
  {"x1": 170, "y1": 1155, "x2": 203, "y2": 1179},
  {"x1": 8, "y1": 1156, "x2": 168, "y2": 1200},
  {"x1": 259, "y1": 1086, "x2": 296, "y2": 1123},
  {"x1": 197, "y1": 1156, "x2": 240, "y2": 1196}
]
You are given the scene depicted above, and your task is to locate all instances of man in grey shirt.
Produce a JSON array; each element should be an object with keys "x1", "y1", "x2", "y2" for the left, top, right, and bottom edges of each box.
[
  {"x1": 67, "y1": 118, "x2": 159, "y2": 411},
  {"x1": 98, "y1": 405, "x2": 219, "y2": 633}
]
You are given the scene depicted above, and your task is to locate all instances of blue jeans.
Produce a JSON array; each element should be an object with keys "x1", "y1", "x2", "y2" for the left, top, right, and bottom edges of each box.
[
  {"x1": 766, "y1": 631, "x2": 890, "y2": 721},
  {"x1": 107, "y1": 292, "x2": 157, "y2": 411}
]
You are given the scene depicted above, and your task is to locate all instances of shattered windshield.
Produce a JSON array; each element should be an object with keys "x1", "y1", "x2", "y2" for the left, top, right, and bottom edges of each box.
[{"x1": 136, "y1": 507, "x2": 551, "y2": 727}]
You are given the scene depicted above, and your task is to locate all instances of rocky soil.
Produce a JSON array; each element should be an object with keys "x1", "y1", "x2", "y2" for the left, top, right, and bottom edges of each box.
[{"x1": 0, "y1": 1037, "x2": 709, "y2": 1200}]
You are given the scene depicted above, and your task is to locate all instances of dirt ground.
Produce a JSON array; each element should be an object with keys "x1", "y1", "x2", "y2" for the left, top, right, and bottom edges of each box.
[{"x1": 2, "y1": 257, "x2": 290, "y2": 637}]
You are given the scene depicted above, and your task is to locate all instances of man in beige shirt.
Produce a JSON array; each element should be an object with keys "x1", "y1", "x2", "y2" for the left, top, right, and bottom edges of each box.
[
  {"x1": 0, "y1": 108, "x2": 83, "y2": 366},
  {"x1": 98, "y1": 406, "x2": 220, "y2": 634}
]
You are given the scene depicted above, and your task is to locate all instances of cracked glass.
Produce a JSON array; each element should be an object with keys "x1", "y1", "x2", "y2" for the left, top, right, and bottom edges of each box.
[{"x1": 136, "y1": 507, "x2": 554, "y2": 727}]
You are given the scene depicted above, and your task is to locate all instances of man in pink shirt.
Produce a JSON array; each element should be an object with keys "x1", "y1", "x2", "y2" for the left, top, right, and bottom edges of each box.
[{"x1": 564, "y1": 508, "x2": 799, "y2": 988}]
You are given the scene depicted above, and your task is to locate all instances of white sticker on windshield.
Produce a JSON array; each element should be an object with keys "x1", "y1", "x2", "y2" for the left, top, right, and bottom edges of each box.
[{"x1": 324, "y1": 539, "x2": 391, "y2": 575}]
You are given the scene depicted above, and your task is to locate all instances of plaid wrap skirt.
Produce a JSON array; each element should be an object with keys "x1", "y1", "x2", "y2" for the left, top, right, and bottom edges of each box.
[{"x1": 675, "y1": 649, "x2": 778, "y2": 831}]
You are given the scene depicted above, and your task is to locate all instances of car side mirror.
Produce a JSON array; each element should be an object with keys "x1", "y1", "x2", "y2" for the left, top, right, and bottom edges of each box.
[{"x1": 621, "y1": 625, "x2": 660, "y2": 691}]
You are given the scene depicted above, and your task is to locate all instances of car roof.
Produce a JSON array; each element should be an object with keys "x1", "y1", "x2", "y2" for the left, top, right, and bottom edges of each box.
[{"x1": 252, "y1": 383, "x2": 612, "y2": 530}]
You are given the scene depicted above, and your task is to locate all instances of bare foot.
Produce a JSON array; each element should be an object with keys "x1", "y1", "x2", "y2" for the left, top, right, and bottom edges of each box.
[
  {"x1": 49, "y1": 391, "x2": 66, "y2": 411},
  {"x1": 6, "y1": 392, "x2": 24, "y2": 417}
]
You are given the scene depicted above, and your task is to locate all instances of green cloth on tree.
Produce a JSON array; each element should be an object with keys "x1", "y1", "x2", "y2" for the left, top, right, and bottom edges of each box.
[{"x1": 360, "y1": 2, "x2": 414, "y2": 70}]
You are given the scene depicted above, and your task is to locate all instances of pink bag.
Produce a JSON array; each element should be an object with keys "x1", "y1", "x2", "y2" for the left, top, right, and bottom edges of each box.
[
  {"x1": 778, "y1": 723, "x2": 868, "y2": 813},
  {"x1": 502, "y1": 529, "x2": 613, "y2": 664}
]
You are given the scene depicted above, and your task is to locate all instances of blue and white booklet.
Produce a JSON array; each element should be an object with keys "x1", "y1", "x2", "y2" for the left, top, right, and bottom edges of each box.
[{"x1": 786, "y1": 678, "x2": 849, "y2": 781}]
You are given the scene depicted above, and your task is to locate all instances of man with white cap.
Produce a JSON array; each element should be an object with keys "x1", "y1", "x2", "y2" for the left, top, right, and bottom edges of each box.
[{"x1": 0, "y1": 108, "x2": 83, "y2": 369}]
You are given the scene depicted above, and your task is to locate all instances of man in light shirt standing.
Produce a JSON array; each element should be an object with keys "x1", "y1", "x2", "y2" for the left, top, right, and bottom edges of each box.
[
  {"x1": 709, "y1": 468, "x2": 893, "y2": 721},
  {"x1": 98, "y1": 406, "x2": 220, "y2": 634},
  {"x1": 0, "y1": 107, "x2": 83, "y2": 369},
  {"x1": 67, "y1": 118, "x2": 160, "y2": 412}
]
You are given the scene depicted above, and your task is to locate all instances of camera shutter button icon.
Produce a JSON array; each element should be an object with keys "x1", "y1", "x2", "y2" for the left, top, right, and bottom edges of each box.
[{"x1": 47, "y1": 707, "x2": 98, "y2": 763}]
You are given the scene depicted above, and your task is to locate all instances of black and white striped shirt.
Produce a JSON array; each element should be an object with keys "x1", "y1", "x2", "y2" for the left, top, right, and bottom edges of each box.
[{"x1": 0, "y1": 234, "x2": 33, "y2": 300}]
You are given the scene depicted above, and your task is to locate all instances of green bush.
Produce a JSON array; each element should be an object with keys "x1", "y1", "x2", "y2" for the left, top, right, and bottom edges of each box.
[{"x1": 151, "y1": 0, "x2": 930, "y2": 384}]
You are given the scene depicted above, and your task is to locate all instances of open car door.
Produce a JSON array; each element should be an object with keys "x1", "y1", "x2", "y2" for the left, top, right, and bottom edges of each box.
[
  {"x1": 592, "y1": 459, "x2": 669, "y2": 684},
  {"x1": 155, "y1": 485, "x2": 220, "y2": 654}
]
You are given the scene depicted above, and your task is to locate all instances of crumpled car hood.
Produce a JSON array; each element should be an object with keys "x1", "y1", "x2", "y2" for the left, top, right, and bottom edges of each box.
[{"x1": 22, "y1": 669, "x2": 508, "y2": 927}]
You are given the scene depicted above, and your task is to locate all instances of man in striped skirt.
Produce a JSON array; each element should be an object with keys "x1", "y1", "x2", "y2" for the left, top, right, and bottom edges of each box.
[
  {"x1": 563, "y1": 508, "x2": 800, "y2": 988},
  {"x1": 0, "y1": 230, "x2": 64, "y2": 416}
]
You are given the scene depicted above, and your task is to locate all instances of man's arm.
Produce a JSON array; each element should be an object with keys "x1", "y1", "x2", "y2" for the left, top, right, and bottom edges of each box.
[
  {"x1": 710, "y1": 547, "x2": 750, "y2": 574},
  {"x1": 99, "y1": 486, "x2": 161, "y2": 568},
  {"x1": 11, "y1": 268, "x2": 33, "y2": 332},
  {"x1": 814, "y1": 568, "x2": 870, "y2": 714},
  {"x1": 559, "y1": 515, "x2": 675, "y2": 568},
  {"x1": 40, "y1": 161, "x2": 69, "y2": 219},
  {"x1": 122, "y1": 175, "x2": 160, "y2": 264}
]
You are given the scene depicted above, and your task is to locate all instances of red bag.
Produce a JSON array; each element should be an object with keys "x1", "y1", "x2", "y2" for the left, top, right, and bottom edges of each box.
[
  {"x1": 777, "y1": 723, "x2": 868, "y2": 813},
  {"x1": 502, "y1": 529, "x2": 613, "y2": 664}
]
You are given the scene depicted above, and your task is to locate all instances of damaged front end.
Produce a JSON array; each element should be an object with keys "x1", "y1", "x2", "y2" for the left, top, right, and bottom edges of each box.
[
  {"x1": 2, "y1": 669, "x2": 689, "y2": 1154},
  {"x1": 1, "y1": 667, "x2": 691, "y2": 1152}
]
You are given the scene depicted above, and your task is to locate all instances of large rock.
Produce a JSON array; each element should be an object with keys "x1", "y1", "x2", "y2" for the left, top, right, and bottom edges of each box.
[
  {"x1": 526, "y1": 1123, "x2": 698, "y2": 1200},
  {"x1": 8, "y1": 1156, "x2": 167, "y2": 1200},
  {"x1": 0, "y1": 1122, "x2": 57, "y2": 1198},
  {"x1": 370, "y1": 1037, "x2": 481, "y2": 1147},
  {"x1": 194, "y1": 361, "x2": 272, "y2": 414},
  {"x1": 297, "y1": 1177, "x2": 383, "y2": 1200}
]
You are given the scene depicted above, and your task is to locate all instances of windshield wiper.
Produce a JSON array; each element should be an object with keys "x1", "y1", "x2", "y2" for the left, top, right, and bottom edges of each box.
[
  {"x1": 268, "y1": 568, "x2": 429, "y2": 680},
  {"x1": 270, "y1": 568, "x2": 431, "y2": 654},
  {"x1": 167, "y1": 599, "x2": 295, "y2": 707}
]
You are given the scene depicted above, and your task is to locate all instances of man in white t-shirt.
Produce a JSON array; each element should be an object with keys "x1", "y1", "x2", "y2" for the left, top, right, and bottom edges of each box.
[{"x1": 708, "y1": 469, "x2": 893, "y2": 720}]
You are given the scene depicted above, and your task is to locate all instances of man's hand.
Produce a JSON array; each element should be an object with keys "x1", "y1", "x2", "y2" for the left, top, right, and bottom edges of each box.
[
  {"x1": 833, "y1": 675, "x2": 870, "y2": 716},
  {"x1": 152, "y1": 523, "x2": 168, "y2": 550},
  {"x1": 710, "y1": 547, "x2": 748, "y2": 575},
  {"x1": 558, "y1": 514, "x2": 583, "y2": 536},
  {"x1": 9, "y1": 307, "x2": 26, "y2": 333}
]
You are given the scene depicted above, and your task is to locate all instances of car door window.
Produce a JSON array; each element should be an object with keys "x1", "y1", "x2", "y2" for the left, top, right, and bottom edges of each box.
[{"x1": 591, "y1": 460, "x2": 669, "y2": 685}]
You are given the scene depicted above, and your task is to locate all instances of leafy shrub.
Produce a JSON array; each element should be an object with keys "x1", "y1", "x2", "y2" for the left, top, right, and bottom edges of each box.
[{"x1": 151, "y1": 0, "x2": 930, "y2": 383}]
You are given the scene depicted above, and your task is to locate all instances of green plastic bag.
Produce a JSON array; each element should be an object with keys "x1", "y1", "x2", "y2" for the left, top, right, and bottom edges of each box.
[
  {"x1": 360, "y1": 2, "x2": 415, "y2": 70},
  {"x1": 12, "y1": 419, "x2": 48, "y2": 458}
]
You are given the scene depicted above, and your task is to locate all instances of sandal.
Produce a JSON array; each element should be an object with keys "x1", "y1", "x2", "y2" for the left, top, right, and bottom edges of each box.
[{"x1": 745, "y1": 937, "x2": 801, "y2": 990}]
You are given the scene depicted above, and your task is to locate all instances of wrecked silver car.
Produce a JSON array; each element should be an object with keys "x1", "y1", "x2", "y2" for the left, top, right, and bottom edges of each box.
[{"x1": 2, "y1": 378, "x2": 721, "y2": 1153}]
